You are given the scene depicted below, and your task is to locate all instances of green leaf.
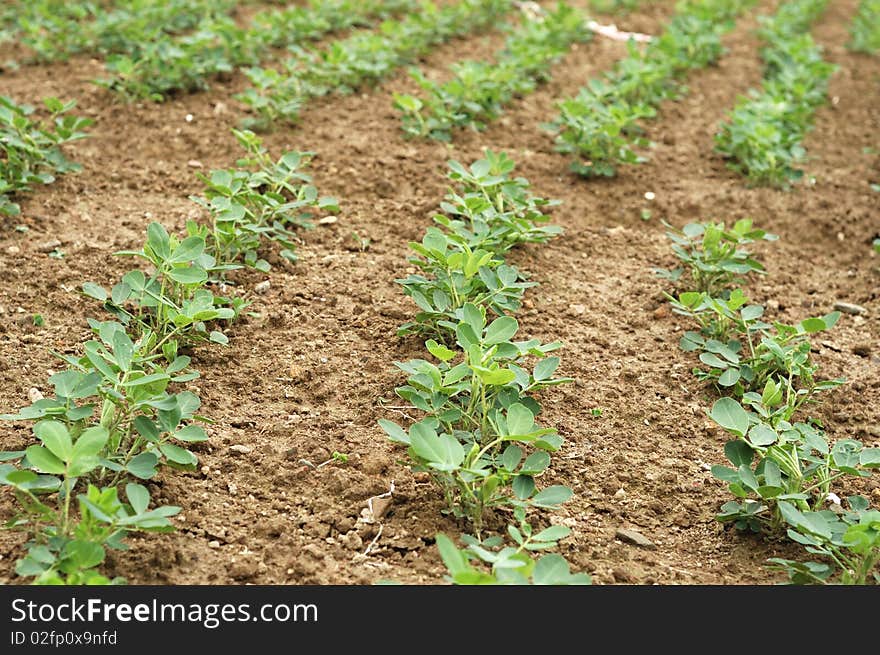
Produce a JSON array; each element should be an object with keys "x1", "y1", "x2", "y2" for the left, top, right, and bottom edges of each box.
[
  {"x1": 860, "y1": 448, "x2": 880, "y2": 468},
  {"x1": 25, "y1": 445, "x2": 65, "y2": 474},
  {"x1": 747, "y1": 424, "x2": 777, "y2": 447},
  {"x1": 533, "y1": 525, "x2": 570, "y2": 543},
  {"x1": 484, "y1": 316, "x2": 518, "y2": 345},
  {"x1": 425, "y1": 339, "x2": 456, "y2": 362},
  {"x1": 175, "y1": 425, "x2": 208, "y2": 443},
  {"x1": 127, "y1": 452, "x2": 158, "y2": 479},
  {"x1": 718, "y1": 368, "x2": 740, "y2": 387},
  {"x1": 34, "y1": 420, "x2": 72, "y2": 463},
  {"x1": 167, "y1": 266, "x2": 208, "y2": 285},
  {"x1": 170, "y1": 236, "x2": 205, "y2": 263},
  {"x1": 70, "y1": 426, "x2": 109, "y2": 468},
  {"x1": 710, "y1": 398, "x2": 750, "y2": 437},
  {"x1": 533, "y1": 554, "x2": 589, "y2": 584},
  {"x1": 379, "y1": 419, "x2": 410, "y2": 445},
  {"x1": 778, "y1": 502, "x2": 832, "y2": 540},
  {"x1": 740, "y1": 305, "x2": 764, "y2": 321},
  {"x1": 506, "y1": 403, "x2": 534, "y2": 436},
  {"x1": 146, "y1": 222, "x2": 171, "y2": 259},
  {"x1": 82, "y1": 282, "x2": 108, "y2": 302},
  {"x1": 512, "y1": 474, "x2": 535, "y2": 499},
  {"x1": 533, "y1": 357, "x2": 560, "y2": 381},
  {"x1": 435, "y1": 533, "x2": 468, "y2": 577},
  {"x1": 62, "y1": 540, "x2": 105, "y2": 569},
  {"x1": 122, "y1": 372, "x2": 170, "y2": 388},
  {"x1": 126, "y1": 483, "x2": 150, "y2": 515},
  {"x1": 411, "y1": 429, "x2": 464, "y2": 472},
  {"x1": 800, "y1": 317, "x2": 827, "y2": 333},
  {"x1": 159, "y1": 443, "x2": 197, "y2": 467},
  {"x1": 521, "y1": 451, "x2": 550, "y2": 474},
  {"x1": 209, "y1": 331, "x2": 228, "y2": 345},
  {"x1": 724, "y1": 440, "x2": 753, "y2": 467},
  {"x1": 699, "y1": 352, "x2": 729, "y2": 369},
  {"x1": 474, "y1": 367, "x2": 516, "y2": 385},
  {"x1": 531, "y1": 485, "x2": 572, "y2": 508}
]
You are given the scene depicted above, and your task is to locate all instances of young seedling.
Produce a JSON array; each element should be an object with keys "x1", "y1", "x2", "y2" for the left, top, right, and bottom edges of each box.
[
  {"x1": 1, "y1": 96, "x2": 91, "y2": 216},
  {"x1": 436, "y1": 508, "x2": 591, "y2": 584},
  {"x1": 189, "y1": 129, "x2": 338, "y2": 271},
  {"x1": 655, "y1": 219, "x2": 777, "y2": 295},
  {"x1": 709, "y1": 396, "x2": 879, "y2": 536}
]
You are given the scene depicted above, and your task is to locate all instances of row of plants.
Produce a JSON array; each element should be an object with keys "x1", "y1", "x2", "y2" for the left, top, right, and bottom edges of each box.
[
  {"x1": 393, "y1": 3, "x2": 592, "y2": 142},
  {"x1": 1, "y1": 95, "x2": 92, "y2": 217},
  {"x1": 657, "y1": 220, "x2": 879, "y2": 584},
  {"x1": 99, "y1": 0, "x2": 419, "y2": 102},
  {"x1": 714, "y1": 0, "x2": 835, "y2": 187},
  {"x1": 379, "y1": 151, "x2": 590, "y2": 584},
  {"x1": 849, "y1": 0, "x2": 880, "y2": 54},
  {"x1": 237, "y1": 0, "x2": 514, "y2": 131},
  {"x1": 549, "y1": 0, "x2": 754, "y2": 178},
  {"x1": 0, "y1": 129, "x2": 335, "y2": 584},
  {"x1": 11, "y1": 0, "x2": 235, "y2": 63}
]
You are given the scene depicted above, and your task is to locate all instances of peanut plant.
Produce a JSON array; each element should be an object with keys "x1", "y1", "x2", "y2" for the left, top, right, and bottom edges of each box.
[
  {"x1": 394, "y1": 2, "x2": 591, "y2": 141},
  {"x1": 658, "y1": 218, "x2": 879, "y2": 584},
  {"x1": 436, "y1": 508, "x2": 591, "y2": 584},
  {"x1": 188, "y1": 129, "x2": 338, "y2": 272},
  {"x1": 381, "y1": 152, "x2": 589, "y2": 582},
  {"x1": 714, "y1": 0, "x2": 835, "y2": 187},
  {"x1": 550, "y1": 0, "x2": 755, "y2": 177},
  {"x1": 1, "y1": 96, "x2": 92, "y2": 216},
  {"x1": 654, "y1": 219, "x2": 777, "y2": 295},
  {"x1": 398, "y1": 151, "x2": 560, "y2": 338}
]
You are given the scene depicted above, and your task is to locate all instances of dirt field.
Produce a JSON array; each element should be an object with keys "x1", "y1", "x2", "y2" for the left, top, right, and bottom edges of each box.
[{"x1": 0, "y1": 0, "x2": 878, "y2": 584}]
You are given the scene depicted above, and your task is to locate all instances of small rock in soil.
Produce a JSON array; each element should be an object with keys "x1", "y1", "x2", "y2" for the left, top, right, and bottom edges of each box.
[
  {"x1": 318, "y1": 216, "x2": 338, "y2": 225},
  {"x1": 28, "y1": 387, "x2": 44, "y2": 403},
  {"x1": 612, "y1": 567, "x2": 637, "y2": 583},
  {"x1": 37, "y1": 239, "x2": 62, "y2": 253},
  {"x1": 853, "y1": 344, "x2": 872, "y2": 357},
  {"x1": 229, "y1": 444, "x2": 253, "y2": 455},
  {"x1": 208, "y1": 540, "x2": 221, "y2": 549},
  {"x1": 833, "y1": 301, "x2": 866, "y2": 315},
  {"x1": 229, "y1": 558, "x2": 259, "y2": 581},
  {"x1": 6, "y1": 245, "x2": 20, "y2": 255},
  {"x1": 615, "y1": 528, "x2": 656, "y2": 549},
  {"x1": 254, "y1": 280, "x2": 270, "y2": 294},
  {"x1": 568, "y1": 304, "x2": 586, "y2": 316}
]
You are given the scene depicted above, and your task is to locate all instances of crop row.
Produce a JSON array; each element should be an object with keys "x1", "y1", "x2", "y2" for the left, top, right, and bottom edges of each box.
[
  {"x1": 550, "y1": 0, "x2": 755, "y2": 178},
  {"x1": 714, "y1": 0, "x2": 835, "y2": 187},
  {"x1": 379, "y1": 152, "x2": 590, "y2": 584},
  {"x1": 0, "y1": 127, "x2": 335, "y2": 584},
  {"x1": 99, "y1": 0, "x2": 419, "y2": 102},
  {"x1": 657, "y1": 221, "x2": 880, "y2": 584},
  {"x1": 849, "y1": 0, "x2": 880, "y2": 54},
  {"x1": 0, "y1": 96, "x2": 92, "y2": 217},
  {"x1": 10, "y1": 0, "x2": 235, "y2": 62},
  {"x1": 393, "y1": 3, "x2": 592, "y2": 142},
  {"x1": 237, "y1": 0, "x2": 513, "y2": 131}
]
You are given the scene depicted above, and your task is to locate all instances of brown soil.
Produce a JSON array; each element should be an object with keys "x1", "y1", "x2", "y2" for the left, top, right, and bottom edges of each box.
[{"x1": 0, "y1": 0, "x2": 878, "y2": 585}]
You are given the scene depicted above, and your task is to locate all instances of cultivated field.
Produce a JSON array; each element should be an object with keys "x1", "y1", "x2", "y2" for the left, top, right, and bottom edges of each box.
[{"x1": 0, "y1": 0, "x2": 878, "y2": 585}]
